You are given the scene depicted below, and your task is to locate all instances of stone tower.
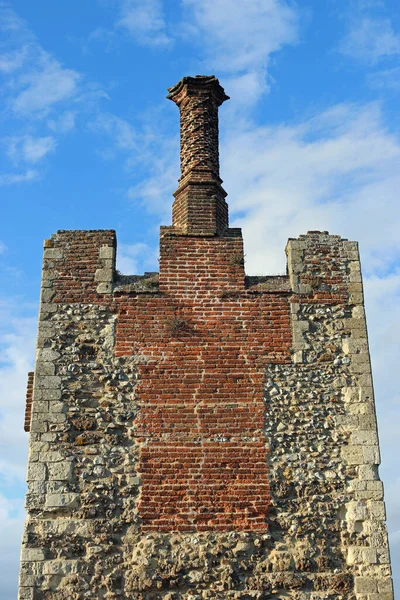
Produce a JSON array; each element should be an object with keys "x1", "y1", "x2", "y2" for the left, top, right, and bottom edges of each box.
[{"x1": 19, "y1": 76, "x2": 394, "y2": 600}]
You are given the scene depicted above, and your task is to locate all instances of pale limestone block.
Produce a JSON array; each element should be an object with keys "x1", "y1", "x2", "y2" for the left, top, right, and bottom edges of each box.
[
  {"x1": 349, "y1": 282, "x2": 363, "y2": 293},
  {"x1": 349, "y1": 271, "x2": 362, "y2": 283},
  {"x1": 377, "y1": 547, "x2": 391, "y2": 564},
  {"x1": 343, "y1": 338, "x2": 368, "y2": 354},
  {"x1": 97, "y1": 282, "x2": 113, "y2": 294},
  {"x1": 369, "y1": 501, "x2": 386, "y2": 520},
  {"x1": 349, "y1": 292, "x2": 364, "y2": 304},
  {"x1": 47, "y1": 462, "x2": 73, "y2": 482},
  {"x1": 30, "y1": 419, "x2": 47, "y2": 433},
  {"x1": 293, "y1": 350, "x2": 304, "y2": 364},
  {"x1": 27, "y1": 463, "x2": 46, "y2": 482},
  {"x1": 344, "y1": 387, "x2": 362, "y2": 402},
  {"x1": 358, "y1": 465, "x2": 378, "y2": 480},
  {"x1": 40, "y1": 289, "x2": 56, "y2": 303},
  {"x1": 45, "y1": 492, "x2": 79, "y2": 508},
  {"x1": 354, "y1": 577, "x2": 377, "y2": 593},
  {"x1": 342, "y1": 445, "x2": 363, "y2": 465},
  {"x1": 358, "y1": 415, "x2": 377, "y2": 430},
  {"x1": 39, "y1": 389, "x2": 62, "y2": 401},
  {"x1": 19, "y1": 574, "x2": 36, "y2": 587},
  {"x1": 347, "y1": 546, "x2": 363, "y2": 564},
  {"x1": 42, "y1": 451, "x2": 63, "y2": 462},
  {"x1": 368, "y1": 594, "x2": 394, "y2": 600},
  {"x1": 36, "y1": 362, "x2": 55, "y2": 376},
  {"x1": 18, "y1": 587, "x2": 34, "y2": 600},
  {"x1": 347, "y1": 501, "x2": 367, "y2": 521},
  {"x1": 363, "y1": 446, "x2": 380, "y2": 465},
  {"x1": 362, "y1": 547, "x2": 378, "y2": 564},
  {"x1": 94, "y1": 268, "x2": 113, "y2": 282},
  {"x1": 358, "y1": 374, "x2": 373, "y2": 388},
  {"x1": 335, "y1": 414, "x2": 359, "y2": 430},
  {"x1": 21, "y1": 548, "x2": 45, "y2": 561},
  {"x1": 378, "y1": 578, "x2": 395, "y2": 593},
  {"x1": 99, "y1": 246, "x2": 115, "y2": 259},
  {"x1": 37, "y1": 348, "x2": 60, "y2": 361},
  {"x1": 33, "y1": 401, "x2": 49, "y2": 413},
  {"x1": 35, "y1": 376, "x2": 61, "y2": 390},
  {"x1": 40, "y1": 433, "x2": 57, "y2": 442},
  {"x1": 366, "y1": 481, "x2": 384, "y2": 492},
  {"x1": 355, "y1": 490, "x2": 384, "y2": 501},
  {"x1": 42, "y1": 560, "x2": 79, "y2": 575},
  {"x1": 47, "y1": 401, "x2": 64, "y2": 413},
  {"x1": 351, "y1": 431, "x2": 378, "y2": 446},
  {"x1": 43, "y1": 248, "x2": 63, "y2": 259}
]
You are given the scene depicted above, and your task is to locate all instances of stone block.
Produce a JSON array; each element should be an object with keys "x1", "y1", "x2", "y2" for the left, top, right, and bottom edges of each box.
[
  {"x1": 354, "y1": 577, "x2": 377, "y2": 593},
  {"x1": 94, "y1": 268, "x2": 113, "y2": 283},
  {"x1": 341, "y1": 445, "x2": 363, "y2": 465},
  {"x1": 351, "y1": 431, "x2": 378, "y2": 446},
  {"x1": 97, "y1": 282, "x2": 113, "y2": 294},
  {"x1": 45, "y1": 492, "x2": 79, "y2": 509},
  {"x1": 27, "y1": 463, "x2": 46, "y2": 482},
  {"x1": 99, "y1": 246, "x2": 115, "y2": 259},
  {"x1": 47, "y1": 462, "x2": 73, "y2": 482},
  {"x1": 21, "y1": 548, "x2": 45, "y2": 561},
  {"x1": 43, "y1": 248, "x2": 63, "y2": 259},
  {"x1": 363, "y1": 446, "x2": 380, "y2": 465},
  {"x1": 35, "y1": 376, "x2": 61, "y2": 390},
  {"x1": 36, "y1": 362, "x2": 56, "y2": 376},
  {"x1": 369, "y1": 501, "x2": 386, "y2": 520}
]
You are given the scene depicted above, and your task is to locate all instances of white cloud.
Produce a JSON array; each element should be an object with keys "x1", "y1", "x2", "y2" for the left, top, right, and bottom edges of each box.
[
  {"x1": 368, "y1": 66, "x2": 400, "y2": 90},
  {"x1": 0, "y1": 312, "x2": 35, "y2": 485},
  {"x1": 0, "y1": 45, "x2": 29, "y2": 73},
  {"x1": 339, "y1": 17, "x2": 400, "y2": 64},
  {"x1": 219, "y1": 102, "x2": 400, "y2": 274},
  {"x1": 0, "y1": 494, "x2": 26, "y2": 600},
  {"x1": 0, "y1": 241, "x2": 6, "y2": 255},
  {"x1": 91, "y1": 113, "x2": 137, "y2": 152},
  {"x1": 47, "y1": 111, "x2": 76, "y2": 133},
  {"x1": 91, "y1": 0, "x2": 171, "y2": 48},
  {"x1": 0, "y1": 170, "x2": 37, "y2": 186},
  {"x1": 12, "y1": 52, "x2": 80, "y2": 116},
  {"x1": 117, "y1": 0, "x2": 171, "y2": 46},
  {"x1": 181, "y1": 0, "x2": 299, "y2": 105},
  {"x1": 5, "y1": 135, "x2": 56, "y2": 164},
  {"x1": 117, "y1": 242, "x2": 158, "y2": 274}
]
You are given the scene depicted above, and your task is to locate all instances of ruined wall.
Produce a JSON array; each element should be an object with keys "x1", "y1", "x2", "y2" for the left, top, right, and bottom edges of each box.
[
  {"x1": 19, "y1": 227, "x2": 394, "y2": 600},
  {"x1": 19, "y1": 75, "x2": 393, "y2": 600}
]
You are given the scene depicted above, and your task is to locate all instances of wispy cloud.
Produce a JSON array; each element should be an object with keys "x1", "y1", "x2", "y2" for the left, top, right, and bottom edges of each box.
[
  {"x1": 12, "y1": 53, "x2": 80, "y2": 116},
  {"x1": 0, "y1": 5, "x2": 107, "y2": 186},
  {"x1": 5, "y1": 135, "x2": 56, "y2": 164},
  {"x1": 0, "y1": 170, "x2": 37, "y2": 186},
  {"x1": 91, "y1": 0, "x2": 171, "y2": 48},
  {"x1": 368, "y1": 66, "x2": 400, "y2": 90},
  {"x1": 339, "y1": 16, "x2": 400, "y2": 64},
  {"x1": 117, "y1": 0, "x2": 171, "y2": 46},
  {"x1": 181, "y1": 0, "x2": 299, "y2": 105}
]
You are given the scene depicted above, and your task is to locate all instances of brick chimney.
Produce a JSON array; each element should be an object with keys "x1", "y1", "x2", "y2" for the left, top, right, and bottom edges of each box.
[{"x1": 167, "y1": 75, "x2": 230, "y2": 236}]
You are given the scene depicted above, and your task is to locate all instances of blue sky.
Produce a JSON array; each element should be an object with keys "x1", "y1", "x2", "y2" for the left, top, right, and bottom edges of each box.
[{"x1": 1, "y1": 0, "x2": 400, "y2": 597}]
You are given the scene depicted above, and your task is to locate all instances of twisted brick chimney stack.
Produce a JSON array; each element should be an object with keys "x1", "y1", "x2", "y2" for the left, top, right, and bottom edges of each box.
[{"x1": 167, "y1": 75, "x2": 230, "y2": 235}]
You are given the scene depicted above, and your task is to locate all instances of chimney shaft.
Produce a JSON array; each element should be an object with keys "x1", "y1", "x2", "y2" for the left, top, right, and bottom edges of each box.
[{"x1": 167, "y1": 75, "x2": 230, "y2": 236}]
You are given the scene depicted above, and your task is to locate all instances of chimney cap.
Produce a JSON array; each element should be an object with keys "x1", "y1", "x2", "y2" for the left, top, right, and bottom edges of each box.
[{"x1": 167, "y1": 75, "x2": 229, "y2": 105}]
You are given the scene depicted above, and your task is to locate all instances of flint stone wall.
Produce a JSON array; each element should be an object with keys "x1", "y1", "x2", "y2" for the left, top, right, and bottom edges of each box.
[{"x1": 19, "y1": 229, "x2": 394, "y2": 600}]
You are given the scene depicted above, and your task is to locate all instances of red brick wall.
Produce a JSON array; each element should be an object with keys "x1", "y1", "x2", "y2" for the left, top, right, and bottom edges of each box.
[
  {"x1": 115, "y1": 232, "x2": 292, "y2": 532},
  {"x1": 47, "y1": 230, "x2": 116, "y2": 304}
]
